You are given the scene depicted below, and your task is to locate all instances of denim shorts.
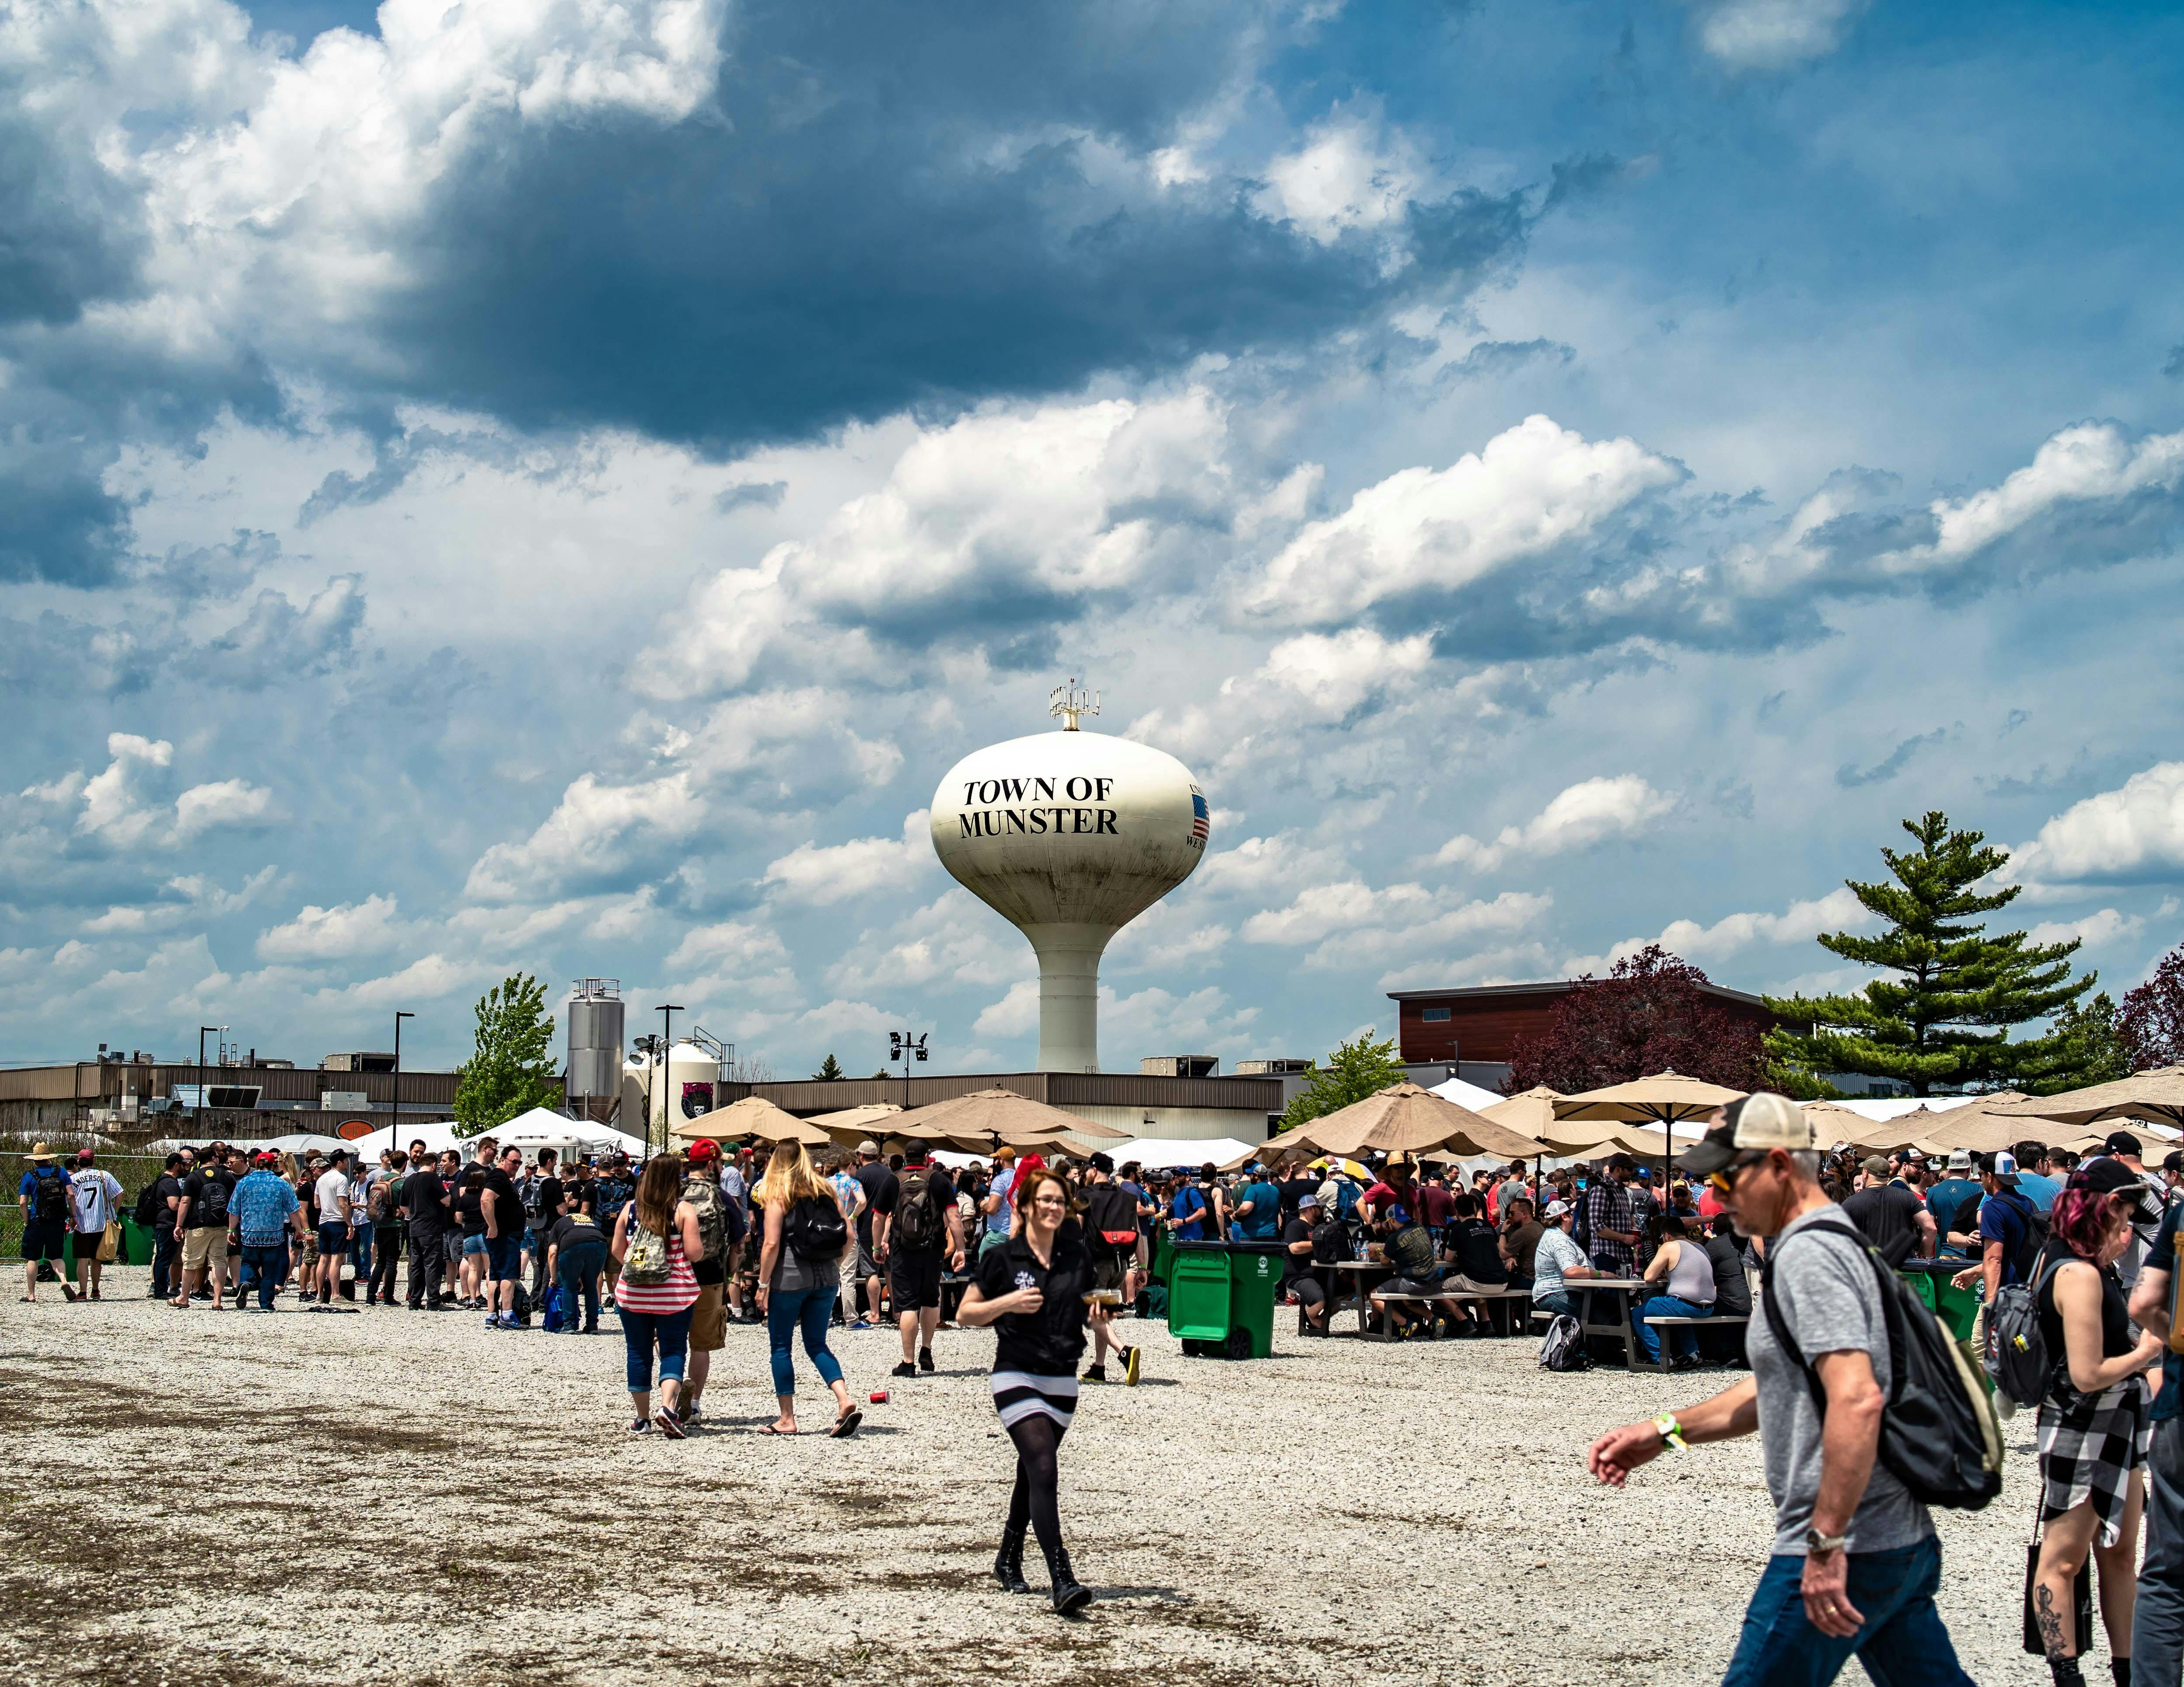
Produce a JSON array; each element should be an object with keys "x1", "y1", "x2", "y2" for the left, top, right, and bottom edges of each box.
[
  {"x1": 485, "y1": 1233, "x2": 523, "y2": 1282},
  {"x1": 462, "y1": 1233, "x2": 489, "y2": 1257}
]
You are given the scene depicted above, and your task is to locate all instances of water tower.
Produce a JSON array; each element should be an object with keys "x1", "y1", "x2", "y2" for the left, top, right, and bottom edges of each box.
[{"x1": 930, "y1": 681, "x2": 1208, "y2": 1072}]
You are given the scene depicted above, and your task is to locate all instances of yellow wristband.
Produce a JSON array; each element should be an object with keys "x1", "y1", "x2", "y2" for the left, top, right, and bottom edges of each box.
[{"x1": 1654, "y1": 1412, "x2": 1687, "y2": 1451}]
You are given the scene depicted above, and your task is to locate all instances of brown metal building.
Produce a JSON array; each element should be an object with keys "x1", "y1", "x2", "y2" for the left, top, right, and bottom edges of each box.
[{"x1": 1385, "y1": 981, "x2": 1778, "y2": 1067}]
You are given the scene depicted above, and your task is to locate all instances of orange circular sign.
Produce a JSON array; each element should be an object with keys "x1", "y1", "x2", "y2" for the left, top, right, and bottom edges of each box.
[{"x1": 336, "y1": 1118, "x2": 375, "y2": 1141}]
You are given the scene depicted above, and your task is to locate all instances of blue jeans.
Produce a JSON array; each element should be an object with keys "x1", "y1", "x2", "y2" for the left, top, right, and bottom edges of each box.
[
  {"x1": 621, "y1": 1304, "x2": 694, "y2": 1393},
  {"x1": 1722, "y1": 1538, "x2": 1973, "y2": 1687},
  {"x1": 241, "y1": 1244, "x2": 285, "y2": 1309},
  {"x1": 152, "y1": 1228, "x2": 179, "y2": 1298},
  {"x1": 557, "y1": 1244, "x2": 606, "y2": 1329},
  {"x1": 1534, "y1": 1290, "x2": 1577, "y2": 1320},
  {"x1": 2136, "y1": 1413, "x2": 2184, "y2": 1680},
  {"x1": 767, "y1": 1285, "x2": 847, "y2": 1398},
  {"x1": 1632, "y1": 1294, "x2": 1712, "y2": 1361},
  {"x1": 349, "y1": 1221, "x2": 374, "y2": 1281}
]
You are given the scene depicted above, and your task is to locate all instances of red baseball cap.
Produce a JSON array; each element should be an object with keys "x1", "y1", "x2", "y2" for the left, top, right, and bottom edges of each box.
[{"x1": 685, "y1": 1138, "x2": 720, "y2": 1165}]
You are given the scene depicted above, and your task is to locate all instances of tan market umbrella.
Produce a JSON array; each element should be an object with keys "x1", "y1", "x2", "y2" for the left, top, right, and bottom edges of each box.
[
  {"x1": 806, "y1": 1101, "x2": 905, "y2": 1145},
  {"x1": 674, "y1": 1094, "x2": 828, "y2": 1147},
  {"x1": 1533, "y1": 1120, "x2": 1673, "y2": 1158},
  {"x1": 890, "y1": 1087, "x2": 1125, "y2": 1151},
  {"x1": 1553, "y1": 1070, "x2": 1748, "y2": 1184},
  {"x1": 1480, "y1": 1086, "x2": 1563, "y2": 1143},
  {"x1": 1910, "y1": 1094, "x2": 2063, "y2": 1157},
  {"x1": 1228, "y1": 1082, "x2": 1546, "y2": 1171},
  {"x1": 1992, "y1": 1066, "x2": 2184, "y2": 1132}
]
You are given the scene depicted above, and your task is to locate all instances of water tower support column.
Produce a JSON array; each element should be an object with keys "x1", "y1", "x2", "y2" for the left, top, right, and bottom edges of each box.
[{"x1": 1028, "y1": 923, "x2": 1115, "y2": 1073}]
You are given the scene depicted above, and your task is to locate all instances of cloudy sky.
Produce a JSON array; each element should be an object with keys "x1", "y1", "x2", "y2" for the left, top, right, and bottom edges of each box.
[{"x1": 7, "y1": 0, "x2": 2184, "y2": 1077}]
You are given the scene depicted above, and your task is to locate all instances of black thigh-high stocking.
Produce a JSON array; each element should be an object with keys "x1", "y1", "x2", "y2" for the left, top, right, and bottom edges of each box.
[{"x1": 1004, "y1": 1414, "x2": 1068, "y2": 1559}]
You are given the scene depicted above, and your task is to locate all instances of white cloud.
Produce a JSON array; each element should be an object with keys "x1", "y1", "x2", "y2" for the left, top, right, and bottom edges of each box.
[
  {"x1": 464, "y1": 770, "x2": 704, "y2": 901},
  {"x1": 2027, "y1": 908, "x2": 2146, "y2": 950},
  {"x1": 1651, "y1": 886, "x2": 1874, "y2": 963},
  {"x1": 1193, "y1": 833, "x2": 1353, "y2": 900},
  {"x1": 1254, "y1": 116, "x2": 1426, "y2": 243},
  {"x1": 320, "y1": 954, "x2": 497, "y2": 1008},
  {"x1": 173, "y1": 778, "x2": 273, "y2": 838},
  {"x1": 256, "y1": 894, "x2": 406, "y2": 961},
  {"x1": 1100, "y1": 984, "x2": 1258, "y2": 1060},
  {"x1": 826, "y1": 894, "x2": 1028, "y2": 995},
  {"x1": 973, "y1": 978, "x2": 1041, "y2": 1039},
  {"x1": 1243, "y1": 880, "x2": 1435, "y2": 946},
  {"x1": 1691, "y1": 0, "x2": 1868, "y2": 71},
  {"x1": 76, "y1": 734, "x2": 174, "y2": 846},
  {"x1": 764, "y1": 810, "x2": 931, "y2": 908},
  {"x1": 2008, "y1": 762, "x2": 2184, "y2": 887},
  {"x1": 1243, "y1": 415, "x2": 1684, "y2": 624},
  {"x1": 1254, "y1": 627, "x2": 1434, "y2": 714},
  {"x1": 1437, "y1": 775, "x2": 1675, "y2": 872},
  {"x1": 84, "y1": 866, "x2": 280, "y2": 934}
]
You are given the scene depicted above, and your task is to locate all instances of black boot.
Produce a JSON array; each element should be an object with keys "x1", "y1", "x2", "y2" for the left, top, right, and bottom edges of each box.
[
  {"x1": 992, "y1": 1525, "x2": 1031, "y2": 1594},
  {"x1": 2049, "y1": 1657, "x2": 2085, "y2": 1687},
  {"x1": 2112, "y1": 1660, "x2": 2131, "y2": 1687},
  {"x1": 1044, "y1": 1542, "x2": 1092, "y2": 1614}
]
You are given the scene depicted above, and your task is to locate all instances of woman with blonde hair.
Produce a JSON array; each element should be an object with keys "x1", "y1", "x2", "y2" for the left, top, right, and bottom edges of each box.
[
  {"x1": 959, "y1": 1166, "x2": 1096, "y2": 1613},
  {"x1": 755, "y1": 1139, "x2": 861, "y2": 1437},
  {"x1": 610, "y1": 1155, "x2": 704, "y2": 1437}
]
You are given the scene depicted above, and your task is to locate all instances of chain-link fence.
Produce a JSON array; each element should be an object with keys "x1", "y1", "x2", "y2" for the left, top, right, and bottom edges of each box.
[{"x1": 2, "y1": 1151, "x2": 172, "y2": 1256}]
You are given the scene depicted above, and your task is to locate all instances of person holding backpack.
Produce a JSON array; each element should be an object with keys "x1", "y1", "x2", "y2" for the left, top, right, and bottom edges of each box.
[
  {"x1": 1951, "y1": 1150, "x2": 2045, "y2": 1319},
  {"x1": 889, "y1": 1144, "x2": 964, "y2": 1380},
  {"x1": 752, "y1": 1140, "x2": 861, "y2": 1438},
  {"x1": 609, "y1": 1155, "x2": 704, "y2": 1437},
  {"x1": 2025, "y1": 1160, "x2": 2166, "y2": 1687},
  {"x1": 17, "y1": 1144, "x2": 76, "y2": 1302},
  {"x1": 170, "y1": 1149, "x2": 237, "y2": 1309},
  {"x1": 1586, "y1": 1093, "x2": 1981, "y2": 1687}
]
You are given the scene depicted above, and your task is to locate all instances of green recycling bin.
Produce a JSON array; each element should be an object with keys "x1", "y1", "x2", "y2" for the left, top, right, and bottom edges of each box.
[
  {"x1": 1167, "y1": 1242, "x2": 1234, "y2": 1354},
  {"x1": 1151, "y1": 1229, "x2": 1176, "y2": 1288},
  {"x1": 1225, "y1": 1240, "x2": 1284, "y2": 1359},
  {"x1": 121, "y1": 1218, "x2": 155, "y2": 1265}
]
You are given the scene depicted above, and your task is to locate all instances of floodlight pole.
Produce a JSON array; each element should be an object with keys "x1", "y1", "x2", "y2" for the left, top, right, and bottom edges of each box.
[
  {"x1": 657, "y1": 1005, "x2": 682, "y2": 1156},
  {"x1": 197, "y1": 1025, "x2": 219, "y2": 1127}
]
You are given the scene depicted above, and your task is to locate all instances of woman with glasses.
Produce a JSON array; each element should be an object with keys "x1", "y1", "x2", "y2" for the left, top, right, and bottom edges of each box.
[
  {"x1": 2028, "y1": 1161, "x2": 2166, "y2": 1687},
  {"x1": 958, "y1": 1167, "x2": 1096, "y2": 1614}
]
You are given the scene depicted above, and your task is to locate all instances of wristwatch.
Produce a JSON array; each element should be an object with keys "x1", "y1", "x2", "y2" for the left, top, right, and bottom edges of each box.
[{"x1": 1804, "y1": 1528, "x2": 1848, "y2": 1555}]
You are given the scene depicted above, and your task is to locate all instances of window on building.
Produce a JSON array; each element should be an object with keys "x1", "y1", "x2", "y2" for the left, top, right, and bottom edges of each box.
[{"x1": 1420, "y1": 1006, "x2": 1451, "y2": 1022}]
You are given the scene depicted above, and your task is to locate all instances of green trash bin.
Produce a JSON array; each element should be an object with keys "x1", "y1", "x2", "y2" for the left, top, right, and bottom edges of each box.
[
  {"x1": 1166, "y1": 1242, "x2": 1233, "y2": 1354},
  {"x1": 1226, "y1": 1241, "x2": 1283, "y2": 1359},
  {"x1": 121, "y1": 1218, "x2": 155, "y2": 1266},
  {"x1": 1151, "y1": 1230, "x2": 1176, "y2": 1288}
]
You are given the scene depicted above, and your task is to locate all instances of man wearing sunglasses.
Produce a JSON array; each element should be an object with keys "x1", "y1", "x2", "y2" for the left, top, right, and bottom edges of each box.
[{"x1": 1586, "y1": 1092, "x2": 1974, "y2": 1687}]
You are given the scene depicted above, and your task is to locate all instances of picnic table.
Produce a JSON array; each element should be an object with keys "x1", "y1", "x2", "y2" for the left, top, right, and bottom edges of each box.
[
  {"x1": 1566, "y1": 1277, "x2": 1651, "y2": 1371},
  {"x1": 1310, "y1": 1258, "x2": 1392, "y2": 1337}
]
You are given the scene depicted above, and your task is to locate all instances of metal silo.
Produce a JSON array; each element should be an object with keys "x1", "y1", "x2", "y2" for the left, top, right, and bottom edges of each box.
[{"x1": 567, "y1": 979, "x2": 625, "y2": 1109}]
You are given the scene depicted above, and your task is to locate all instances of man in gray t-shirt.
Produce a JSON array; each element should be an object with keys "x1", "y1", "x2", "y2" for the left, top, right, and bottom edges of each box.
[{"x1": 1585, "y1": 1093, "x2": 1973, "y2": 1687}]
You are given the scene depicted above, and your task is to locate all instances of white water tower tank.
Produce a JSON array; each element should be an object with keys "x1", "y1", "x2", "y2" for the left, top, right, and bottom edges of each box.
[
  {"x1": 624, "y1": 1039, "x2": 721, "y2": 1134},
  {"x1": 931, "y1": 688, "x2": 1207, "y2": 1072}
]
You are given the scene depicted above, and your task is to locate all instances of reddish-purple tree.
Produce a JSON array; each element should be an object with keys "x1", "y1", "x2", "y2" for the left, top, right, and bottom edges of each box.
[
  {"x1": 2120, "y1": 940, "x2": 2184, "y2": 1071},
  {"x1": 1504, "y1": 945, "x2": 1768, "y2": 1095}
]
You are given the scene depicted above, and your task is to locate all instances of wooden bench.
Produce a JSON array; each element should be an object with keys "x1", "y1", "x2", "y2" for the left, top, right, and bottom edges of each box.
[{"x1": 1641, "y1": 1314, "x2": 1751, "y2": 1372}]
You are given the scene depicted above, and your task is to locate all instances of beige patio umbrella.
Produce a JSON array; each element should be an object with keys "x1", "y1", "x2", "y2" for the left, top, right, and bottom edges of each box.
[
  {"x1": 890, "y1": 1087, "x2": 1121, "y2": 1154},
  {"x1": 1479, "y1": 1086, "x2": 1563, "y2": 1143},
  {"x1": 1533, "y1": 1120, "x2": 1674, "y2": 1158},
  {"x1": 1834, "y1": 1105, "x2": 1949, "y2": 1152},
  {"x1": 1910, "y1": 1094, "x2": 2063, "y2": 1157},
  {"x1": 1553, "y1": 1070, "x2": 1748, "y2": 1185},
  {"x1": 673, "y1": 1093, "x2": 829, "y2": 1147},
  {"x1": 806, "y1": 1101, "x2": 905, "y2": 1145},
  {"x1": 1991, "y1": 1066, "x2": 2184, "y2": 1132},
  {"x1": 1226, "y1": 1082, "x2": 1547, "y2": 1171}
]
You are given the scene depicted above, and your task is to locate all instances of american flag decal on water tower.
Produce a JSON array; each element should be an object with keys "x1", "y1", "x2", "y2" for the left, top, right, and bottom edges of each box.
[{"x1": 1189, "y1": 785, "x2": 1208, "y2": 849}]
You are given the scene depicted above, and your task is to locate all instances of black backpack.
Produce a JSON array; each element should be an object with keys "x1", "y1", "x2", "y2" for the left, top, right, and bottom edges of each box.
[
  {"x1": 785, "y1": 1194, "x2": 849, "y2": 1262},
  {"x1": 894, "y1": 1167, "x2": 945, "y2": 1253},
  {"x1": 1760, "y1": 1215, "x2": 2002, "y2": 1511},
  {"x1": 194, "y1": 1174, "x2": 230, "y2": 1228},
  {"x1": 133, "y1": 1179, "x2": 164, "y2": 1229},
  {"x1": 29, "y1": 1166, "x2": 69, "y2": 1226}
]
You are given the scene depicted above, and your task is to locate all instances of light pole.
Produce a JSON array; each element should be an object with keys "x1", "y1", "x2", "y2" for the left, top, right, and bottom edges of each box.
[
  {"x1": 392, "y1": 1011, "x2": 414, "y2": 1142},
  {"x1": 656, "y1": 1005, "x2": 682, "y2": 1156},
  {"x1": 888, "y1": 1031, "x2": 928, "y2": 1110},
  {"x1": 196, "y1": 1025, "x2": 220, "y2": 1128}
]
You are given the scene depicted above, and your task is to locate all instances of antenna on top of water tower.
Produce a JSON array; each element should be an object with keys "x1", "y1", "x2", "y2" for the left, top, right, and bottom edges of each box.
[{"x1": 1049, "y1": 677, "x2": 1100, "y2": 731}]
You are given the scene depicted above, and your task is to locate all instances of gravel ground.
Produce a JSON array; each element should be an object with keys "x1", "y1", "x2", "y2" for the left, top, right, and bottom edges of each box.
[{"x1": 5, "y1": 1265, "x2": 2058, "y2": 1686}]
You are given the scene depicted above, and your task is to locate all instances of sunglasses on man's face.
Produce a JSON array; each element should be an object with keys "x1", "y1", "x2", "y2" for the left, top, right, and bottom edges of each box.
[{"x1": 1706, "y1": 1154, "x2": 1771, "y2": 1197}]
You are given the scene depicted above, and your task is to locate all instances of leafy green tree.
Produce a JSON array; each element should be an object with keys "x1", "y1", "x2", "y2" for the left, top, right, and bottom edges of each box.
[
  {"x1": 452, "y1": 973, "x2": 560, "y2": 1137},
  {"x1": 1764, "y1": 811, "x2": 2094, "y2": 1096},
  {"x1": 2025, "y1": 992, "x2": 2132, "y2": 1092},
  {"x1": 1280, "y1": 1029, "x2": 1404, "y2": 1131},
  {"x1": 813, "y1": 1053, "x2": 845, "y2": 1081}
]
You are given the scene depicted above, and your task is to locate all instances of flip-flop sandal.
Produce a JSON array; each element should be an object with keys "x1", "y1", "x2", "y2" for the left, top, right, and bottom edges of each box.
[
  {"x1": 830, "y1": 1409, "x2": 862, "y2": 1438},
  {"x1": 757, "y1": 1424, "x2": 798, "y2": 1437}
]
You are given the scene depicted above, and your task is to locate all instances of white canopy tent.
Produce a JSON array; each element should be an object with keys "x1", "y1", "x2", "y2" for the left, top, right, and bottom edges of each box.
[
  {"x1": 932, "y1": 1135, "x2": 1261, "y2": 1171},
  {"x1": 342, "y1": 1111, "x2": 648, "y2": 1164},
  {"x1": 1429, "y1": 1074, "x2": 1508, "y2": 1112}
]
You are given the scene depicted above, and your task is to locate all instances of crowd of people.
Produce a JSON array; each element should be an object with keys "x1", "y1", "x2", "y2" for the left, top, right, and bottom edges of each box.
[{"x1": 26, "y1": 1103, "x2": 2184, "y2": 1663}]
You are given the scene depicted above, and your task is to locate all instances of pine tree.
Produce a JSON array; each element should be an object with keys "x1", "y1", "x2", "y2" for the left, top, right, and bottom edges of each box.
[
  {"x1": 813, "y1": 1053, "x2": 845, "y2": 1081},
  {"x1": 2026, "y1": 993, "x2": 2132, "y2": 1092},
  {"x1": 1764, "y1": 811, "x2": 2094, "y2": 1095},
  {"x1": 1280, "y1": 1030, "x2": 1404, "y2": 1131},
  {"x1": 452, "y1": 973, "x2": 561, "y2": 1137}
]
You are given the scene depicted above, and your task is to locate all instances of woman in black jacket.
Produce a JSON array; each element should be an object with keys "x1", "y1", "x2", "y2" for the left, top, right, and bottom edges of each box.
[{"x1": 958, "y1": 1167, "x2": 1096, "y2": 1614}]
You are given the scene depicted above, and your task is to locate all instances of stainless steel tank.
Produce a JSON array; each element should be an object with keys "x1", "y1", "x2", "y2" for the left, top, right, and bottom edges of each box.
[{"x1": 566, "y1": 979, "x2": 625, "y2": 1101}]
